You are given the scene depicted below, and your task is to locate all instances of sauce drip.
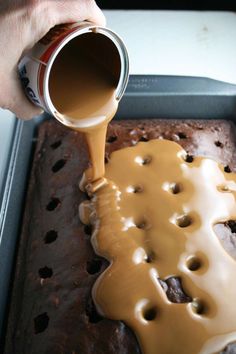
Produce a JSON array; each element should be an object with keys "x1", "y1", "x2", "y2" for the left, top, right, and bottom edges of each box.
[{"x1": 80, "y1": 139, "x2": 236, "y2": 354}]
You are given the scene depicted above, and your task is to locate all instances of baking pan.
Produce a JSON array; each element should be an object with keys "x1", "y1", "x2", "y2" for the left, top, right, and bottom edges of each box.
[{"x1": 1, "y1": 74, "x2": 236, "y2": 350}]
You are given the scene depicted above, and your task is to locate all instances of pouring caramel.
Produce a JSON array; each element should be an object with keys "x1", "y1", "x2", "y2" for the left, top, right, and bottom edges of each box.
[
  {"x1": 49, "y1": 31, "x2": 120, "y2": 181},
  {"x1": 80, "y1": 139, "x2": 236, "y2": 354}
]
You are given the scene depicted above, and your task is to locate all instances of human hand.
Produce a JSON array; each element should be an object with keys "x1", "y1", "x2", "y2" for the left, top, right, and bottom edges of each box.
[{"x1": 0, "y1": 0, "x2": 105, "y2": 119}]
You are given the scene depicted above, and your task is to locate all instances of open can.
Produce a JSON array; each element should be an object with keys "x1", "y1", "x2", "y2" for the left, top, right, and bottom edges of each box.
[{"x1": 19, "y1": 22, "x2": 129, "y2": 128}]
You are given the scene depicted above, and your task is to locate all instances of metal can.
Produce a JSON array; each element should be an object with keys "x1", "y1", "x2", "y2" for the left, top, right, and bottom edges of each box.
[{"x1": 19, "y1": 22, "x2": 129, "y2": 128}]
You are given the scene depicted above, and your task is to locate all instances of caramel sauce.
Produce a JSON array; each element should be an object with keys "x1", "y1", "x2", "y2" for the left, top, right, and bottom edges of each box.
[
  {"x1": 49, "y1": 32, "x2": 120, "y2": 181},
  {"x1": 80, "y1": 139, "x2": 236, "y2": 354}
]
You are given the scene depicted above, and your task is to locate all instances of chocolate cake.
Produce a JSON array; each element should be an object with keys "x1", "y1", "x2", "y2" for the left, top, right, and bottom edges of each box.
[{"x1": 4, "y1": 119, "x2": 236, "y2": 354}]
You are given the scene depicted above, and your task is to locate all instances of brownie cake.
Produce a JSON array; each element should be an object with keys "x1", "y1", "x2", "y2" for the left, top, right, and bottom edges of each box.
[{"x1": 4, "y1": 119, "x2": 236, "y2": 354}]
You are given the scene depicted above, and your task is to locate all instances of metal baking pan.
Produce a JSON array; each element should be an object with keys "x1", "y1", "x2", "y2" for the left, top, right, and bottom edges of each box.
[{"x1": 1, "y1": 74, "x2": 236, "y2": 350}]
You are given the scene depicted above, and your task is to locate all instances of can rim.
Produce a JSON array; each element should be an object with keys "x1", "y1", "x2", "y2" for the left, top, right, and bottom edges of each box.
[{"x1": 43, "y1": 25, "x2": 129, "y2": 122}]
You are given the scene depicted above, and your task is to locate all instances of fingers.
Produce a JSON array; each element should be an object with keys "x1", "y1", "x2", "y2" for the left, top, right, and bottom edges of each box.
[
  {"x1": 22, "y1": 1, "x2": 106, "y2": 51},
  {"x1": 51, "y1": 0, "x2": 106, "y2": 27},
  {"x1": 5, "y1": 70, "x2": 43, "y2": 120},
  {"x1": 1, "y1": 0, "x2": 106, "y2": 120}
]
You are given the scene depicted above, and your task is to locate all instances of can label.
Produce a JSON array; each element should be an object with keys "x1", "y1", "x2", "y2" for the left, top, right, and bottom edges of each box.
[
  {"x1": 19, "y1": 63, "x2": 41, "y2": 106},
  {"x1": 19, "y1": 22, "x2": 91, "y2": 112}
]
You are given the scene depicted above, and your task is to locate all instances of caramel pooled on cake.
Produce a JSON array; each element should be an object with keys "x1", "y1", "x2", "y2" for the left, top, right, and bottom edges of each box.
[{"x1": 81, "y1": 138, "x2": 236, "y2": 354}]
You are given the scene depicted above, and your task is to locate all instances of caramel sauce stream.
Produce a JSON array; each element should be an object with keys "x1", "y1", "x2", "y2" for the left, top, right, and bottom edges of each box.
[
  {"x1": 49, "y1": 32, "x2": 119, "y2": 182},
  {"x1": 80, "y1": 139, "x2": 236, "y2": 354}
]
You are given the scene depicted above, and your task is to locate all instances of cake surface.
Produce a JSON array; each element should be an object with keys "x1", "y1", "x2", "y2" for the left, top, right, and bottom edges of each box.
[{"x1": 5, "y1": 119, "x2": 236, "y2": 354}]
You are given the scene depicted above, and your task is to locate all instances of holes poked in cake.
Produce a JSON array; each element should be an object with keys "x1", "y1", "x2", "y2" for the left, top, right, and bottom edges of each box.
[
  {"x1": 46, "y1": 198, "x2": 60, "y2": 211},
  {"x1": 214, "y1": 140, "x2": 223, "y2": 148},
  {"x1": 38, "y1": 266, "x2": 53, "y2": 279},
  {"x1": 145, "y1": 251, "x2": 156, "y2": 263},
  {"x1": 142, "y1": 156, "x2": 152, "y2": 165},
  {"x1": 136, "y1": 218, "x2": 151, "y2": 230},
  {"x1": 52, "y1": 159, "x2": 67, "y2": 173},
  {"x1": 135, "y1": 155, "x2": 152, "y2": 165},
  {"x1": 163, "y1": 182, "x2": 183, "y2": 194},
  {"x1": 175, "y1": 214, "x2": 192, "y2": 228},
  {"x1": 224, "y1": 165, "x2": 232, "y2": 173},
  {"x1": 139, "y1": 136, "x2": 149, "y2": 142},
  {"x1": 34, "y1": 312, "x2": 49, "y2": 334},
  {"x1": 86, "y1": 258, "x2": 103, "y2": 274},
  {"x1": 143, "y1": 306, "x2": 157, "y2": 321},
  {"x1": 186, "y1": 256, "x2": 202, "y2": 271},
  {"x1": 177, "y1": 132, "x2": 187, "y2": 139},
  {"x1": 184, "y1": 154, "x2": 194, "y2": 163},
  {"x1": 169, "y1": 182, "x2": 182, "y2": 194},
  {"x1": 127, "y1": 185, "x2": 143, "y2": 194},
  {"x1": 106, "y1": 135, "x2": 117, "y2": 143},
  {"x1": 84, "y1": 224, "x2": 93, "y2": 235},
  {"x1": 44, "y1": 230, "x2": 58, "y2": 244},
  {"x1": 86, "y1": 299, "x2": 103, "y2": 323},
  {"x1": 50, "y1": 140, "x2": 61, "y2": 149},
  {"x1": 191, "y1": 298, "x2": 207, "y2": 315},
  {"x1": 133, "y1": 185, "x2": 143, "y2": 193}
]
